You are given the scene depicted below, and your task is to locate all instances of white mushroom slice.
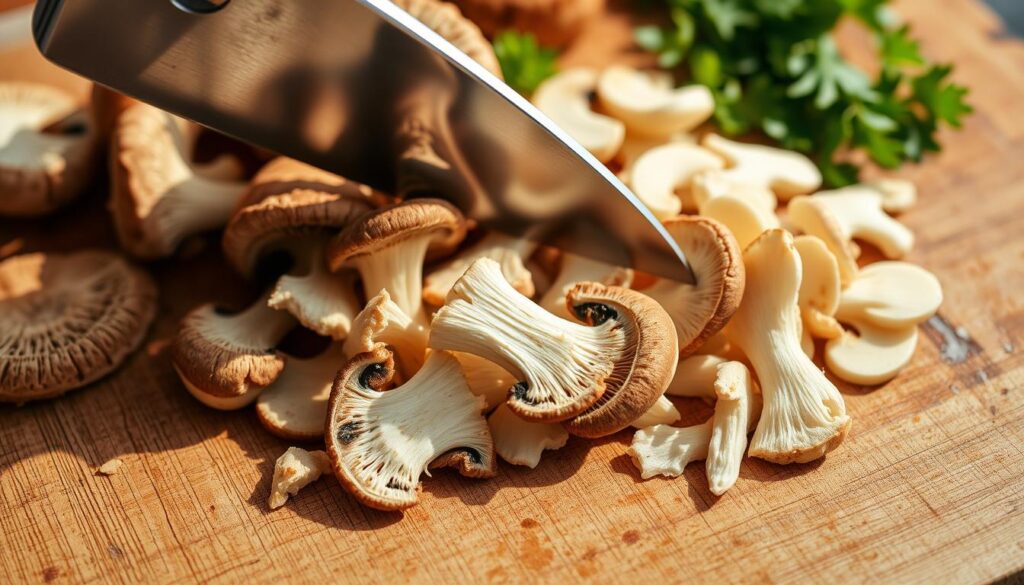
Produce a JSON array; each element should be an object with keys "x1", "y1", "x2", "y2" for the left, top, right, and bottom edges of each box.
[
  {"x1": 455, "y1": 352, "x2": 516, "y2": 410},
  {"x1": 707, "y1": 361, "x2": 761, "y2": 496},
  {"x1": 628, "y1": 421, "x2": 712, "y2": 479},
  {"x1": 615, "y1": 131, "x2": 695, "y2": 184},
  {"x1": 631, "y1": 395, "x2": 681, "y2": 429},
  {"x1": 343, "y1": 289, "x2": 427, "y2": 380},
  {"x1": 172, "y1": 292, "x2": 296, "y2": 410},
  {"x1": 793, "y1": 235, "x2": 843, "y2": 339},
  {"x1": 787, "y1": 195, "x2": 860, "y2": 286},
  {"x1": 725, "y1": 229, "x2": 850, "y2": 464},
  {"x1": 825, "y1": 320, "x2": 919, "y2": 386},
  {"x1": 819, "y1": 179, "x2": 917, "y2": 214},
  {"x1": 532, "y1": 68, "x2": 625, "y2": 163},
  {"x1": 539, "y1": 251, "x2": 632, "y2": 319},
  {"x1": 596, "y1": 66, "x2": 715, "y2": 138},
  {"x1": 836, "y1": 261, "x2": 943, "y2": 330},
  {"x1": 256, "y1": 345, "x2": 345, "y2": 440},
  {"x1": 488, "y1": 403, "x2": 568, "y2": 468},
  {"x1": 701, "y1": 134, "x2": 822, "y2": 200},
  {"x1": 326, "y1": 346, "x2": 495, "y2": 511},
  {"x1": 629, "y1": 143, "x2": 724, "y2": 219},
  {"x1": 805, "y1": 191, "x2": 914, "y2": 259},
  {"x1": 692, "y1": 169, "x2": 777, "y2": 213},
  {"x1": 0, "y1": 82, "x2": 97, "y2": 217},
  {"x1": 267, "y1": 238, "x2": 362, "y2": 340},
  {"x1": 799, "y1": 319, "x2": 815, "y2": 359},
  {"x1": 424, "y1": 231, "x2": 537, "y2": 306},
  {"x1": 698, "y1": 193, "x2": 780, "y2": 250},
  {"x1": 665, "y1": 354, "x2": 727, "y2": 399},
  {"x1": 268, "y1": 447, "x2": 331, "y2": 510}
]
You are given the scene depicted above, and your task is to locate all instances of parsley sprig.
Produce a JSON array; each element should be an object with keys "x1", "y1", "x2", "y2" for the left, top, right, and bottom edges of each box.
[
  {"x1": 493, "y1": 31, "x2": 559, "y2": 95},
  {"x1": 635, "y1": 0, "x2": 971, "y2": 185}
]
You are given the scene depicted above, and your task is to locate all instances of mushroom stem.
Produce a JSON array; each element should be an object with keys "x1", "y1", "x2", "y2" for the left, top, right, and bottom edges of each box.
[
  {"x1": 706, "y1": 361, "x2": 761, "y2": 496},
  {"x1": 350, "y1": 235, "x2": 432, "y2": 327}
]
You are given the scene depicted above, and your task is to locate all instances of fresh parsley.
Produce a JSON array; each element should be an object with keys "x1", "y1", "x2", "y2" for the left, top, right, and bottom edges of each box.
[
  {"x1": 635, "y1": 0, "x2": 972, "y2": 186},
  {"x1": 493, "y1": 31, "x2": 559, "y2": 96}
]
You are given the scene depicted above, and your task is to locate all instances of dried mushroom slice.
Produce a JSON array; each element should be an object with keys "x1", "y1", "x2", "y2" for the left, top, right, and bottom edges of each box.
[
  {"x1": 0, "y1": 250, "x2": 156, "y2": 403},
  {"x1": 0, "y1": 82, "x2": 98, "y2": 217},
  {"x1": 488, "y1": 403, "x2": 568, "y2": 468},
  {"x1": 268, "y1": 447, "x2": 332, "y2": 510},
  {"x1": 424, "y1": 231, "x2": 537, "y2": 306},
  {"x1": 172, "y1": 292, "x2": 295, "y2": 410},
  {"x1": 256, "y1": 344, "x2": 346, "y2": 440},
  {"x1": 326, "y1": 345, "x2": 495, "y2": 511},
  {"x1": 562, "y1": 283, "x2": 679, "y2": 438},
  {"x1": 342, "y1": 289, "x2": 428, "y2": 381}
]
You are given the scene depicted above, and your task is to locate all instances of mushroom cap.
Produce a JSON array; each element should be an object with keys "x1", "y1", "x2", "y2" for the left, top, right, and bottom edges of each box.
[
  {"x1": 452, "y1": 0, "x2": 603, "y2": 47},
  {"x1": 394, "y1": 0, "x2": 502, "y2": 77},
  {"x1": 223, "y1": 157, "x2": 388, "y2": 276},
  {"x1": 171, "y1": 296, "x2": 295, "y2": 405},
  {"x1": 597, "y1": 66, "x2": 715, "y2": 137},
  {"x1": 628, "y1": 143, "x2": 724, "y2": 219},
  {"x1": 326, "y1": 345, "x2": 495, "y2": 510},
  {"x1": 0, "y1": 250, "x2": 156, "y2": 403},
  {"x1": 563, "y1": 283, "x2": 679, "y2": 438},
  {"x1": 532, "y1": 68, "x2": 625, "y2": 163},
  {"x1": 256, "y1": 344, "x2": 346, "y2": 440},
  {"x1": 0, "y1": 82, "x2": 98, "y2": 217},
  {"x1": 641, "y1": 216, "x2": 745, "y2": 357},
  {"x1": 836, "y1": 261, "x2": 942, "y2": 329},
  {"x1": 825, "y1": 319, "x2": 919, "y2": 386},
  {"x1": 326, "y1": 198, "x2": 467, "y2": 272}
]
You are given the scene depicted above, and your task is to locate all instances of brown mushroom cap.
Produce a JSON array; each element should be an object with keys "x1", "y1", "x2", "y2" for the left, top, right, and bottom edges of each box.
[
  {"x1": 0, "y1": 82, "x2": 98, "y2": 217},
  {"x1": 0, "y1": 250, "x2": 156, "y2": 403},
  {"x1": 451, "y1": 0, "x2": 603, "y2": 47},
  {"x1": 325, "y1": 198, "x2": 467, "y2": 272},
  {"x1": 222, "y1": 157, "x2": 389, "y2": 276},
  {"x1": 562, "y1": 283, "x2": 678, "y2": 438},
  {"x1": 394, "y1": 0, "x2": 503, "y2": 76}
]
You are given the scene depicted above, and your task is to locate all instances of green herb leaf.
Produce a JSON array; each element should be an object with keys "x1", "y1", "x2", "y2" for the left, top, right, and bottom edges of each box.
[{"x1": 493, "y1": 31, "x2": 559, "y2": 96}]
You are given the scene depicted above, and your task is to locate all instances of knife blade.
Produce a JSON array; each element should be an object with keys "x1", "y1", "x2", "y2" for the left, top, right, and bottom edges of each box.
[{"x1": 32, "y1": 0, "x2": 694, "y2": 283}]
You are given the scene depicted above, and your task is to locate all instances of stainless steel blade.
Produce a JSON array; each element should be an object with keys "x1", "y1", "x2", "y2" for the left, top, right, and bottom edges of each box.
[{"x1": 33, "y1": 0, "x2": 695, "y2": 282}]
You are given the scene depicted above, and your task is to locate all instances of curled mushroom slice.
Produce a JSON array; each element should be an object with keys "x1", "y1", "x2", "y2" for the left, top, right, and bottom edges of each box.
[
  {"x1": 701, "y1": 134, "x2": 821, "y2": 200},
  {"x1": 706, "y1": 361, "x2": 761, "y2": 496},
  {"x1": 786, "y1": 195, "x2": 860, "y2": 286},
  {"x1": 825, "y1": 319, "x2": 919, "y2": 386},
  {"x1": 631, "y1": 396, "x2": 681, "y2": 429},
  {"x1": 802, "y1": 191, "x2": 914, "y2": 259},
  {"x1": 538, "y1": 250, "x2": 632, "y2": 319},
  {"x1": 268, "y1": 447, "x2": 331, "y2": 510},
  {"x1": 328, "y1": 199, "x2": 467, "y2": 328},
  {"x1": 394, "y1": 0, "x2": 502, "y2": 77},
  {"x1": 692, "y1": 169, "x2": 777, "y2": 213},
  {"x1": 343, "y1": 289, "x2": 427, "y2": 380},
  {"x1": 110, "y1": 104, "x2": 247, "y2": 259},
  {"x1": 0, "y1": 251, "x2": 156, "y2": 403},
  {"x1": 793, "y1": 235, "x2": 843, "y2": 339},
  {"x1": 636, "y1": 216, "x2": 745, "y2": 357},
  {"x1": 424, "y1": 231, "x2": 537, "y2": 306},
  {"x1": 615, "y1": 131, "x2": 694, "y2": 184},
  {"x1": 698, "y1": 193, "x2": 780, "y2": 250},
  {"x1": 533, "y1": 68, "x2": 625, "y2": 163},
  {"x1": 256, "y1": 345, "x2": 346, "y2": 440},
  {"x1": 836, "y1": 261, "x2": 942, "y2": 330},
  {"x1": 725, "y1": 229, "x2": 850, "y2": 464},
  {"x1": 430, "y1": 258, "x2": 675, "y2": 425},
  {"x1": 596, "y1": 66, "x2": 715, "y2": 138},
  {"x1": 488, "y1": 403, "x2": 569, "y2": 468},
  {"x1": 629, "y1": 143, "x2": 724, "y2": 218},
  {"x1": 326, "y1": 346, "x2": 495, "y2": 511},
  {"x1": 172, "y1": 292, "x2": 296, "y2": 411},
  {"x1": 820, "y1": 179, "x2": 917, "y2": 214},
  {"x1": 0, "y1": 82, "x2": 98, "y2": 217}
]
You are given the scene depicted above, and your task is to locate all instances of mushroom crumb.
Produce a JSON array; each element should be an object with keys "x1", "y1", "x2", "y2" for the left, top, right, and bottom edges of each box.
[
  {"x1": 268, "y1": 447, "x2": 331, "y2": 510},
  {"x1": 97, "y1": 459, "x2": 124, "y2": 476}
]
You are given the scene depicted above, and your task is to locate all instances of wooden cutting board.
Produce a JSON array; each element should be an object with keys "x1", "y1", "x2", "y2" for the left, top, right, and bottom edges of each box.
[{"x1": 2, "y1": 0, "x2": 1023, "y2": 582}]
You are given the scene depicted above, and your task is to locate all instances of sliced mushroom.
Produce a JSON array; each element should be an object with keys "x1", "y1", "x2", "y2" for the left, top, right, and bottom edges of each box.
[
  {"x1": 836, "y1": 261, "x2": 943, "y2": 330},
  {"x1": 328, "y1": 199, "x2": 467, "y2": 328},
  {"x1": 692, "y1": 169, "x2": 777, "y2": 213},
  {"x1": 825, "y1": 319, "x2": 919, "y2": 386},
  {"x1": 628, "y1": 421, "x2": 711, "y2": 480},
  {"x1": 615, "y1": 130, "x2": 694, "y2": 184},
  {"x1": 819, "y1": 179, "x2": 917, "y2": 214},
  {"x1": 786, "y1": 195, "x2": 860, "y2": 286},
  {"x1": 0, "y1": 82, "x2": 98, "y2": 217},
  {"x1": 629, "y1": 143, "x2": 724, "y2": 218},
  {"x1": 801, "y1": 190, "x2": 914, "y2": 259},
  {"x1": 533, "y1": 68, "x2": 625, "y2": 163},
  {"x1": 110, "y1": 103, "x2": 247, "y2": 259},
  {"x1": 597, "y1": 66, "x2": 715, "y2": 138},
  {"x1": 326, "y1": 346, "x2": 495, "y2": 511},
  {"x1": 635, "y1": 216, "x2": 745, "y2": 356},
  {"x1": 256, "y1": 344, "x2": 346, "y2": 440},
  {"x1": 665, "y1": 354, "x2": 727, "y2": 399},
  {"x1": 701, "y1": 134, "x2": 821, "y2": 200},
  {"x1": 488, "y1": 403, "x2": 569, "y2": 468},
  {"x1": 430, "y1": 258, "x2": 676, "y2": 429},
  {"x1": 424, "y1": 231, "x2": 537, "y2": 306},
  {"x1": 538, "y1": 249, "x2": 632, "y2": 320},
  {"x1": 172, "y1": 292, "x2": 296, "y2": 410},
  {"x1": 343, "y1": 289, "x2": 427, "y2": 380},
  {"x1": 793, "y1": 235, "x2": 843, "y2": 339},
  {"x1": 0, "y1": 250, "x2": 156, "y2": 403},
  {"x1": 452, "y1": 0, "x2": 602, "y2": 47},
  {"x1": 706, "y1": 361, "x2": 761, "y2": 495},
  {"x1": 394, "y1": 0, "x2": 502, "y2": 77},
  {"x1": 631, "y1": 396, "x2": 681, "y2": 429},
  {"x1": 268, "y1": 447, "x2": 332, "y2": 510},
  {"x1": 697, "y1": 192, "x2": 780, "y2": 250},
  {"x1": 725, "y1": 229, "x2": 850, "y2": 464}
]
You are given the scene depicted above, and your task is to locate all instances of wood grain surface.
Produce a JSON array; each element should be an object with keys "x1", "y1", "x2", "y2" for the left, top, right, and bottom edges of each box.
[{"x1": 2, "y1": 0, "x2": 1024, "y2": 583}]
